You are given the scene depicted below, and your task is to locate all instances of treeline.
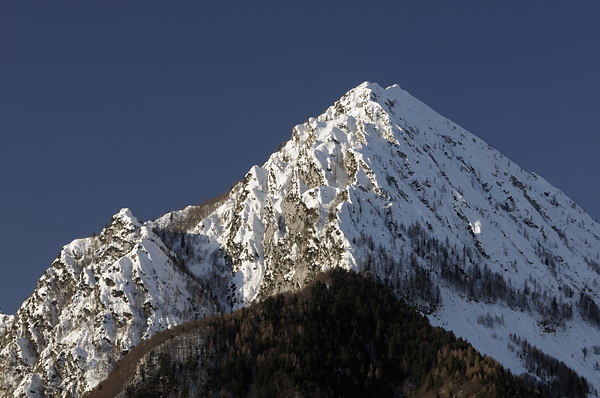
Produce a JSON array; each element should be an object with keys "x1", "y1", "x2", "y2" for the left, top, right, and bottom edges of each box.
[
  {"x1": 509, "y1": 334, "x2": 589, "y2": 398},
  {"x1": 578, "y1": 292, "x2": 600, "y2": 327},
  {"x1": 358, "y1": 222, "x2": 585, "y2": 328},
  {"x1": 120, "y1": 270, "x2": 540, "y2": 398}
]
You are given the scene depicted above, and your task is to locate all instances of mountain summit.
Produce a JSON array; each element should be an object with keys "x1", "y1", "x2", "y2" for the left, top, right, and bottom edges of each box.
[{"x1": 2, "y1": 82, "x2": 600, "y2": 397}]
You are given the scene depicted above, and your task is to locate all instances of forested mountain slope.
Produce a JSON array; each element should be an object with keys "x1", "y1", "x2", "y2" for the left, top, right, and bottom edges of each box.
[{"x1": 89, "y1": 270, "x2": 563, "y2": 398}]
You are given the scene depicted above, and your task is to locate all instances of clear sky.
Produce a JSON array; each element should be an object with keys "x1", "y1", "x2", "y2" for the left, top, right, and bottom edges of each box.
[{"x1": 1, "y1": 1, "x2": 599, "y2": 314}]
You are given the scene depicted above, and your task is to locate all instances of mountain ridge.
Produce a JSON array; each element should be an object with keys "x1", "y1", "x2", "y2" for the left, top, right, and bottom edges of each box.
[{"x1": 2, "y1": 81, "x2": 600, "y2": 396}]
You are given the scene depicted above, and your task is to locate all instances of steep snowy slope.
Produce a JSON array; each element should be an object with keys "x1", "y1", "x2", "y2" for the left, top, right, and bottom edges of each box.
[
  {"x1": 4, "y1": 82, "x2": 600, "y2": 397},
  {"x1": 154, "y1": 82, "x2": 600, "y2": 393},
  {"x1": 0, "y1": 210, "x2": 228, "y2": 397}
]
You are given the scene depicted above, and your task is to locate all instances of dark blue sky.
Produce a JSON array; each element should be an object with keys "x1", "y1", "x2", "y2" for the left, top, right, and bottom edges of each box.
[{"x1": 1, "y1": 1, "x2": 599, "y2": 313}]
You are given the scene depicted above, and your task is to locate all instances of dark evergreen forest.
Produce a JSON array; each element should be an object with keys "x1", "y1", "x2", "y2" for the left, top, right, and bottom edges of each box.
[{"x1": 86, "y1": 270, "x2": 572, "y2": 398}]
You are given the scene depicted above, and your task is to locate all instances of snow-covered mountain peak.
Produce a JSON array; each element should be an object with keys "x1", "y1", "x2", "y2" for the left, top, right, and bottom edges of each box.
[
  {"x1": 305, "y1": 81, "x2": 465, "y2": 157},
  {"x1": 0, "y1": 204, "x2": 222, "y2": 396},
  {"x1": 113, "y1": 207, "x2": 142, "y2": 226},
  {"x1": 3, "y1": 82, "x2": 600, "y2": 396},
  {"x1": 170, "y1": 81, "x2": 600, "y2": 392}
]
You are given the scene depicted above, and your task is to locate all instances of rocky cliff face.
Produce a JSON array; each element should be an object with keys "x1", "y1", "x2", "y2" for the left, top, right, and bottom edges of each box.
[
  {"x1": 0, "y1": 210, "x2": 226, "y2": 397},
  {"x1": 2, "y1": 82, "x2": 600, "y2": 396}
]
